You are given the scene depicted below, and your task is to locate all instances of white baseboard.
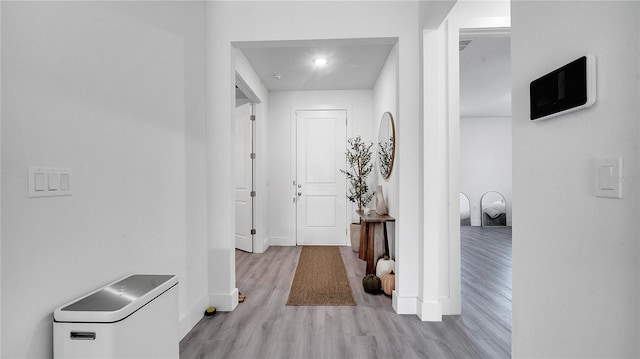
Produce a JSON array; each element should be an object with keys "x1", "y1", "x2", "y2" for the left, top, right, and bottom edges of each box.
[
  {"x1": 269, "y1": 236, "x2": 294, "y2": 246},
  {"x1": 209, "y1": 288, "x2": 238, "y2": 312},
  {"x1": 440, "y1": 296, "x2": 461, "y2": 315},
  {"x1": 252, "y1": 235, "x2": 270, "y2": 253},
  {"x1": 179, "y1": 295, "x2": 208, "y2": 340},
  {"x1": 392, "y1": 291, "x2": 417, "y2": 314},
  {"x1": 417, "y1": 298, "x2": 442, "y2": 321}
]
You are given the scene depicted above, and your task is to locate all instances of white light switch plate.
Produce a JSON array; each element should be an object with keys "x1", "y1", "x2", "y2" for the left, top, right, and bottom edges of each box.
[
  {"x1": 28, "y1": 167, "x2": 72, "y2": 198},
  {"x1": 595, "y1": 157, "x2": 622, "y2": 199}
]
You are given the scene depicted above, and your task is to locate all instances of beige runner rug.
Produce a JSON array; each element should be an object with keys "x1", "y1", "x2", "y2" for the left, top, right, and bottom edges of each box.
[{"x1": 286, "y1": 246, "x2": 356, "y2": 306}]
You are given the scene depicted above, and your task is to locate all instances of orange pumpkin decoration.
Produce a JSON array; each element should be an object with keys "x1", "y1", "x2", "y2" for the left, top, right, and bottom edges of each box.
[{"x1": 381, "y1": 271, "x2": 395, "y2": 296}]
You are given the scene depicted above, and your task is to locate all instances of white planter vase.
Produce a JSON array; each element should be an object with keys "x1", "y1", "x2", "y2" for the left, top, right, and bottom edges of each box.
[
  {"x1": 350, "y1": 223, "x2": 361, "y2": 252},
  {"x1": 376, "y1": 185, "x2": 387, "y2": 215}
]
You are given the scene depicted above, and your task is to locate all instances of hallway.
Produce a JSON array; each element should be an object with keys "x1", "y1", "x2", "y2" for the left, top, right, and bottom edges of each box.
[{"x1": 180, "y1": 227, "x2": 512, "y2": 358}]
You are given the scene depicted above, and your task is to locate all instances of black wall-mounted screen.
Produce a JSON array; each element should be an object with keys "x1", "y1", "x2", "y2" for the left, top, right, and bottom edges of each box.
[{"x1": 530, "y1": 56, "x2": 590, "y2": 121}]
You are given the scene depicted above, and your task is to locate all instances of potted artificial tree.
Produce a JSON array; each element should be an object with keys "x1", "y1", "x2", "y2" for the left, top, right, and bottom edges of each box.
[{"x1": 340, "y1": 136, "x2": 374, "y2": 252}]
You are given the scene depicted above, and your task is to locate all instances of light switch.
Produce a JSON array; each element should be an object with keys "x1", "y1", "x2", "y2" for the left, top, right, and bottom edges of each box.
[
  {"x1": 48, "y1": 173, "x2": 59, "y2": 191},
  {"x1": 34, "y1": 173, "x2": 46, "y2": 191},
  {"x1": 595, "y1": 157, "x2": 623, "y2": 199},
  {"x1": 597, "y1": 166, "x2": 614, "y2": 190},
  {"x1": 60, "y1": 174, "x2": 70, "y2": 191},
  {"x1": 29, "y1": 167, "x2": 73, "y2": 198}
]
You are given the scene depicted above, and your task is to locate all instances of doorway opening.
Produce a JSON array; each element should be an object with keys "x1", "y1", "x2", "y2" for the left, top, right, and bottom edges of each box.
[
  {"x1": 458, "y1": 28, "x2": 512, "y2": 344},
  {"x1": 234, "y1": 38, "x2": 397, "y2": 248},
  {"x1": 458, "y1": 31, "x2": 512, "y2": 228},
  {"x1": 421, "y1": 0, "x2": 510, "y2": 323}
]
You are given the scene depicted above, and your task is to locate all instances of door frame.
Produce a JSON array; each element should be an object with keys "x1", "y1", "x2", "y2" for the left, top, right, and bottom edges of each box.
[
  {"x1": 290, "y1": 105, "x2": 353, "y2": 246},
  {"x1": 422, "y1": 14, "x2": 510, "y2": 320},
  {"x1": 235, "y1": 72, "x2": 262, "y2": 252},
  {"x1": 233, "y1": 102, "x2": 254, "y2": 252}
]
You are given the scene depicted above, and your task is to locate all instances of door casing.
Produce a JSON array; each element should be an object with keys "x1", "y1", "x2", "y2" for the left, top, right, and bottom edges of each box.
[{"x1": 234, "y1": 102, "x2": 254, "y2": 252}]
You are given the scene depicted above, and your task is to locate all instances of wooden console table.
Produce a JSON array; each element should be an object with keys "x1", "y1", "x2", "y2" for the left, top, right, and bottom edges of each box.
[{"x1": 356, "y1": 210, "x2": 395, "y2": 275}]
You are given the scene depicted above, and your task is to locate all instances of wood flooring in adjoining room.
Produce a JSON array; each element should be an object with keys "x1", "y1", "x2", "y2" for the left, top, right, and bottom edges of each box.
[{"x1": 180, "y1": 226, "x2": 512, "y2": 359}]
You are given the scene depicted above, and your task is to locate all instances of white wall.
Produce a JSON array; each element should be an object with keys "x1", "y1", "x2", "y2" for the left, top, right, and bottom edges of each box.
[
  {"x1": 512, "y1": 1, "x2": 640, "y2": 357},
  {"x1": 206, "y1": 0, "x2": 422, "y2": 316},
  {"x1": 267, "y1": 90, "x2": 373, "y2": 246},
  {"x1": 0, "y1": 2, "x2": 3, "y2": 354},
  {"x1": 373, "y1": 45, "x2": 398, "y2": 259},
  {"x1": 460, "y1": 117, "x2": 512, "y2": 226},
  {"x1": 1, "y1": 2, "x2": 208, "y2": 357},
  {"x1": 419, "y1": 0, "x2": 457, "y2": 30}
]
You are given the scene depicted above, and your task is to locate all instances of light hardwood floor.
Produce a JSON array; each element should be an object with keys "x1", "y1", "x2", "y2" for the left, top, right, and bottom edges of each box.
[{"x1": 180, "y1": 226, "x2": 512, "y2": 358}]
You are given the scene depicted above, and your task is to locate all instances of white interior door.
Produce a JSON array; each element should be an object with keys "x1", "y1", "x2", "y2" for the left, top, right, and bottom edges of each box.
[
  {"x1": 296, "y1": 110, "x2": 347, "y2": 245},
  {"x1": 235, "y1": 103, "x2": 253, "y2": 252}
]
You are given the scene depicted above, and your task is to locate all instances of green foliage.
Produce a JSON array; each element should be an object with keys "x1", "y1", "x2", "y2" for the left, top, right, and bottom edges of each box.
[
  {"x1": 340, "y1": 136, "x2": 374, "y2": 212},
  {"x1": 378, "y1": 137, "x2": 393, "y2": 178}
]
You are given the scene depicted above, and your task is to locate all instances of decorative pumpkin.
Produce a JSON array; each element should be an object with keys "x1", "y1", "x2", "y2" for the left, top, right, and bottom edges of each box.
[
  {"x1": 376, "y1": 256, "x2": 395, "y2": 278},
  {"x1": 381, "y1": 271, "x2": 395, "y2": 296},
  {"x1": 362, "y1": 274, "x2": 381, "y2": 294}
]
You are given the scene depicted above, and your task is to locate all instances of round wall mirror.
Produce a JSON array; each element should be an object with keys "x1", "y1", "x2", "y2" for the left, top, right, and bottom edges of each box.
[{"x1": 377, "y1": 112, "x2": 396, "y2": 179}]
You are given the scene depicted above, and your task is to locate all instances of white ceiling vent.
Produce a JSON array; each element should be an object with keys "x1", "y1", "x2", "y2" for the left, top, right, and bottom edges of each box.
[{"x1": 459, "y1": 39, "x2": 474, "y2": 52}]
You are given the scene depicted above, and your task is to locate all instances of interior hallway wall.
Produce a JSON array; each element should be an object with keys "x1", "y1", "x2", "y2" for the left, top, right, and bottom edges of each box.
[
  {"x1": 0, "y1": 1, "x2": 3, "y2": 354},
  {"x1": 267, "y1": 90, "x2": 373, "y2": 246},
  {"x1": 373, "y1": 44, "x2": 398, "y2": 259},
  {"x1": 1, "y1": 2, "x2": 208, "y2": 357},
  {"x1": 511, "y1": 1, "x2": 640, "y2": 357}
]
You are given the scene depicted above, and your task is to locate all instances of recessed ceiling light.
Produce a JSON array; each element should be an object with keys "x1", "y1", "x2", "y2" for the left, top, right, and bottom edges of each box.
[
  {"x1": 313, "y1": 57, "x2": 329, "y2": 66},
  {"x1": 273, "y1": 74, "x2": 282, "y2": 80}
]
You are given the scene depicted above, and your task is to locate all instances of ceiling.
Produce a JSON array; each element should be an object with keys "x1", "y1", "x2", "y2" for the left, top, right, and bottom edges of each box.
[
  {"x1": 236, "y1": 36, "x2": 511, "y2": 118},
  {"x1": 459, "y1": 36, "x2": 511, "y2": 117},
  {"x1": 237, "y1": 39, "x2": 395, "y2": 92}
]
